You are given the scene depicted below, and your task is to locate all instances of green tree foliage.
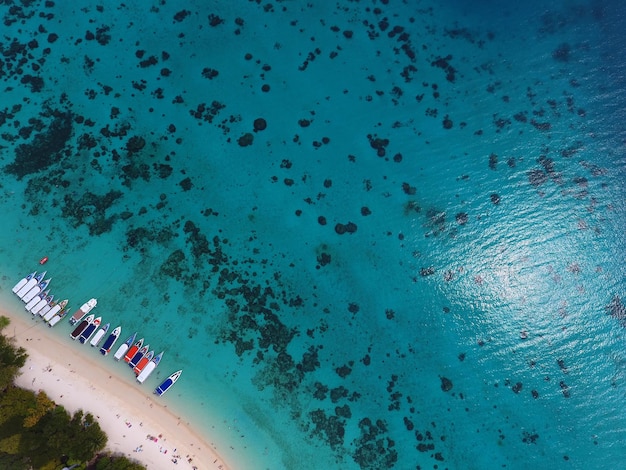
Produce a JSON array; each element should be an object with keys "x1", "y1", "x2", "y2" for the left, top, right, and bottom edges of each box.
[
  {"x1": 0, "y1": 316, "x2": 27, "y2": 391},
  {"x1": 91, "y1": 452, "x2": 146, "y2": 470}
]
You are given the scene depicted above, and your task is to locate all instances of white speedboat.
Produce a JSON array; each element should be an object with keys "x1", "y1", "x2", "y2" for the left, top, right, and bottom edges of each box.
[
  {"x1": 29, "y1": 292, "x2": 53, "y2": 315},
  {"x1": 154, "y1": 370, "x2": 182, "y2": 396},
  {"x1": 89, "y1": 323, "x2": 110, "y2": 347},
  {"x1": 25, "y1": 290, "x2": 49, "y2": 312},
  {"x1": 12, "y1": 271, "x2": 36, "y2": 293},
  {"x1": 136, "y1": 351, "x2": 163, "y2": 383},
  {"x1": 113, "y1": 333, "x2": 137, "y2": 361},
  {"x1": 48, "y1": 306, "x2": 70, "y2": 327},
  {"x1": 68, "y1": 298, "x2": 97, "y2": 325}
]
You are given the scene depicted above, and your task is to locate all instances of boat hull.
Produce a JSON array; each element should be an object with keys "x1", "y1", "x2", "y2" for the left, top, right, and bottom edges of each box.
[
  {"x1": 154, "y1": 370, "x2": 182, "y2": 396},
  {"x1": 12, "y1": 272, "x2": 35, "y2": 293},
  {"x1": 30, "y1": 296, "x2": 52, "y2": 315},
  {"x1": 69, "y1": 298, "x2": 97, "y2": 325},
  {"x1": 100, "y1": 327, "x2": 121, "y2": 355},
  {"x1": 128, "y1": 345, "x2": 149, "y2": 368},
  {"x1": 70, "y1": 314, "x2": 94, "y2": 340},
  {"x1": 15, "y1": 278, "x2": 39, "y2": 298},
  {"x1": 90, "y1": 324, "x2": 109, "y2": 347},
  {"x1": 78, "y1": 318, "x2": 101, "y2": 344}
]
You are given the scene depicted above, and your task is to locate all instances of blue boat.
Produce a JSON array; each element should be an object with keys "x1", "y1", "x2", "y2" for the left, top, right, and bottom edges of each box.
[
  {"x1": 100, "y1": 326, "x2": 122, "y2": 355},
  {"x1": 128, "y1": 344, "x2": 149, "y2": 368},
  {"x1": 79, "y1": 317, "x2": 101, "y2": 344},
  {"x1": 154, "y1": 370, "x2": 182, "y2": 396}
]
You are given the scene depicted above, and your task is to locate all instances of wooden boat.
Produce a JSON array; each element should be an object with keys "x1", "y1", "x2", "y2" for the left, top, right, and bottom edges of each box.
[
  {"x1": 43, "y1": 299, "x2": 68, "y2": 321},
  {"x1": 89, "y1": 323, "x2": 110, "y2": 347},
  {"x1": 47, "y1": 305, "x2": 71, "y2": 327},
  {"x1": 16, "y1": 271, "x2": 46, "y2": 299},
  {"x1": 136, "y1": 351, "x2": 163, "y2": 383},
  {"x1": 69, "y1": 314, "x2": 94, "y2": 340},
  {"x1": 25, "y1": 290, "x2": 49, "y2": 312},
  {"x1": 78, "y1": 317, "x2": 101, "y2": 344},
  {"x1": 29, "y1": 292, "x2": 53, "y2": 315},
  {"x1": 133, "y1": 350, "x2": 154, "y2": 375},
  {"x1": 12, "y1": 271, "x2": 36, "y2": 293},
  {"x1": 68, "y1": 298, "x2": 98, "y2": 325},
  {"x1": 154, "y1": 370, "x2": 182, "y2": 396},
  {"x1": 113, "y1": 333, "x2": 137, "y2": 361},
  {"x1": 124, "y1": 338, "x2": 144, "y2": 363},
  {"x1": 100, "y1": 326, "x2": 122, "y2": 355}
]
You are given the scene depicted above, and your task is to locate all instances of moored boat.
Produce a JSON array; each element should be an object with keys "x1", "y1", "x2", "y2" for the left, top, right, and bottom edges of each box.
[
  {"x1": 48, "y1": 306, "x2": 70, "y2": 327},
  {"x1": 21, "y1": 277, "x2": 51, "y2": 303},
  {"x1": 100, "y1": 326, "x2": 122, "y2": 355},
  {"x1": 70, "y1": 314, "x2": 94, "y2": 340},
  {"x1": 12, "y1": 271, "x2": 36, "y2": 293},
  {"x1": 25, "y1": 290, "x2": 49, "y2": 312},
  {"x1": 43, "y1": 299, "x2": 68, "y2": 321},
  {"x1": 39, "y1": 256, "x2": 48, "y2": 265},
  {"x1": 133, "y1": 350, "x2": 154, "y2": 374},
  {"x1": 113, "y1": 333, "x2": 137, "y2": 361},
  {"x1": 89, "y1": 323, "x2": 109, "y2": 347},
  {"x1": 128, "y1": 344, "x2": 149, "y2": 368},
  {"x1": 136, "y1": 351, "x2": 163, "y2": 383},
  {"x1": 123, "y1": 338, "x2": 144, "y2": 363},
  {"x1": 15, "y1": 271, "x2": 46, "y2": 299},
  {"x1": 78, "y1": 316, "x2": 101, "y2": 344},
  {"x1": 154, "y1": 370, "x2": 182, "y2": 396},
  {"x1": 68, "y1": 298, "x2": 97, "y2": 325},
  {"x1": 30, "y1": 292, "x2": 53, "y2": 315}
]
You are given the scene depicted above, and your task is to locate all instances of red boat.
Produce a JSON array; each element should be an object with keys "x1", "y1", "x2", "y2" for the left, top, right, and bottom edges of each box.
[{"x1": 39, "y1": 256, "x2": 49, "y2": 265}]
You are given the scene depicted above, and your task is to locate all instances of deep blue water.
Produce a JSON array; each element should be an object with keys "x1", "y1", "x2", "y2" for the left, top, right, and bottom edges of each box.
[{"x1": 0, "y1": 1, "x2": 625, "y2": 469}]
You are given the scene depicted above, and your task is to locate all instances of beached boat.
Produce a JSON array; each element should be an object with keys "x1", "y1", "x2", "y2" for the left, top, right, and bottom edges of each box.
[
  {"x1": 12, "y1": 271, "x2": 36, "y2": 293},
  {"x1": 29, "y1": 292, "x2": 53, "y2": 315},
  {"x1": 25, "y1": 290, "x2": 49, "y2": 312},
  {"x1": 78, "y1": 316, "x2": 101, "y2": 344},
  {"x1": 48, "y1": 306, "x2": 70, "y2": 327},
  {"x1": 154, "y1": 370, "x2": 182, "y2": 396},
  {"x1": 42, "y1": 299, "x2": 68, "y2": 321},
  {"x1": 128, "y1": 344, "x2": 149, "y2": 368},
  {"x1": 123, "y1": 338, "x2": 144, "y2": 363},
  {"x1": 136, "y1": 351, "x2": 163, "y2": 383},
  {"x1": 68, "y1": 298, "x2": 97, "y2": 325},
  {"x1": 21, "y1": 277, "x2": 51, "y2": 303},
  {"x1": 69, "y1": 314, "x2": 94, "y2": 340},
  {"x1": 100, "y1": 326, "x2": 122, "y2": 355},
  {"x1": 89, "y1": 322, "x2": 109, "y2": 347},
  {"x1": 113, "y1": 333, "x2": 137, "y2": 361},
  {"x1": 15, "y1": 271, "x2": 46, "y2": 299},
  {"x1": 132, "y1": 350, "x2": 154, "y2": 374}
]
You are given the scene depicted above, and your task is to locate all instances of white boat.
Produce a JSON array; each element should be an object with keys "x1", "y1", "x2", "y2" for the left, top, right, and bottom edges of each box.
[
  {"x1": 113, "y1": 333, "x2": 137, "y2": 361},
  {"x1": 48, "y1": 306, "x2": 70, "y2": 327},
  {"x1": 154, "y1": 370, "x2": 182, "y2": 396},
  {"x1": 68, "y1": 298, "x2": 97, "y2": 325},
  {"x1": 21, "y1": 278, "x2": 51, "y2": 303},
  {"x1": 12, "y1": 271, "x2": 36, "y2": 293},
  {"x1": 99, "y1": 326, "x2": 121, "y2": 355},
  {"x1": 25, "y1": 290, "x2": 49, "y2": 311},
  {"x1": 136, "y1": 351, "x2": 164, "y2": 383},
  {"x1": 89, "y1": 323, "x2": 110, "y2": 347},
  {"x1": 69, "y1": 314, "x2": 94, "y2": 340},
  {"x1": 30, "y1": 292, "x2": 53, "y2": 315},
  {"x1": 79, "y1": 317, "x2": 101, "y2": 344},
  {"x1": 15, "y1": 271, "x2": 46, "y2": 298},
  {"x1": 43, "y1": 299, "x2": 68, "y2": 321}
]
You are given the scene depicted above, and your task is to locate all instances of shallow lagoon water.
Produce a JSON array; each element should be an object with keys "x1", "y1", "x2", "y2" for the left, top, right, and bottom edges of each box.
[{"x1": 0, "y1": 1, "x2": 625, "y2": 469}]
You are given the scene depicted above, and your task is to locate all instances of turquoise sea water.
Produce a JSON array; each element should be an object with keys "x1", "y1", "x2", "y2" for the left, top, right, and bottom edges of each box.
[{"x1": 1, "y1": 1, "x2": 625, "y2": 469}]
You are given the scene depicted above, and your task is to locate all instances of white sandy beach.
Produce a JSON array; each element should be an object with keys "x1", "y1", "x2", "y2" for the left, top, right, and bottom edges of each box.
[{"x1": 1, "y1": 303, "x2": 230, "y2": 470}]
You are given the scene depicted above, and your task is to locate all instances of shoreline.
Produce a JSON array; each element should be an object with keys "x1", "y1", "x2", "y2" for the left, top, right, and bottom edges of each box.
[{"x1": 1, "y1": 300, "x2": 230, "y2": 470}]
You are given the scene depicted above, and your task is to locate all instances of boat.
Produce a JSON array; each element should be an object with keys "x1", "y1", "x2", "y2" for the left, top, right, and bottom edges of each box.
[
  {"x1": 39, "y1": 256, "x2": 48, "y2": 265},
  {"x1": 48, "y1": 306, "x2": 70, "y2": 327},
  {"x1": 154, "y1": 370, "x2": 182, "y2": 396},
  {"x1": 100, "y1": 326, "x2": 122, "y2": 355},
  {"x1": 69, "y1": 314, "x2": 94, "y2": 340},
  {"x1": 128, "y1": 344, "x2": 149, "y2": 368},
  {"x1": 43, "y1": 299, "x2": 68, "y2": 321},
  {"x1": 136, "y1": 351, "x2": 163, "y2": 381},
  {"x1": 123, "y1": 338, "x2": 144, "y2": 363},
  {"x1": 25, "y1": 290, "x2": 49, "y2": 312},
  {"x1": 15, "y1": 271, "x2": 46, "y2": 298},
  {"x1": 113, "y1": 333, "x2": 137, "y2": 361},
  {"x1": 29, "y1": 292, "x2": 53, "y2": 315},
  {"x1": 68, "y1": 298, "x2": 97, "y2": 325},
  {"x1": 20, "y1": 277, "x2": 51, "y2": 303},
  {"x1": 78, "y1": 316, "x2": 101, "y2": 344},
  {"x1": 12, "y1": 271, "x2": 36, "y2": 293},
  {"x1": 89, "y1": 323, "x2": 110, "y2": 347},
  {"x1": 132, "y1": 350, "x2": 154, "y2": 374}
]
